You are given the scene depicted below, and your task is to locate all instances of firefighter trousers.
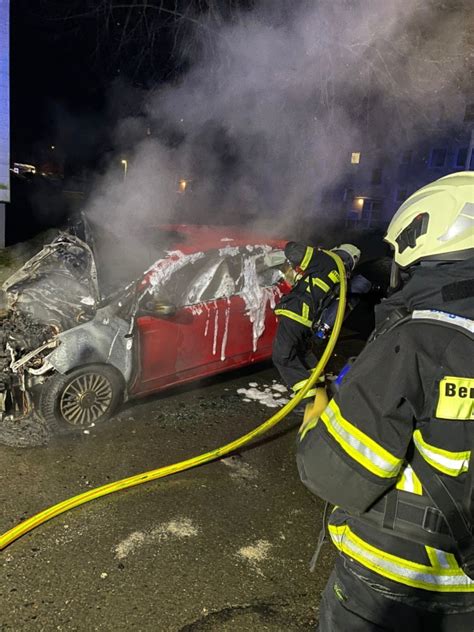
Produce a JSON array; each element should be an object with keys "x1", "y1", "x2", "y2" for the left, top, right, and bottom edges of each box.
[
  {"x1": 272, "y1": 316, "x2": 316, "y2": 394},
  {"x1": 318, "y1": 557, "x2": 474, "y2": 632}
]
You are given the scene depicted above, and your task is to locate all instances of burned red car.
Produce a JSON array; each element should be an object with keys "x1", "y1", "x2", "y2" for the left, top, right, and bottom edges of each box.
[{"x1": 0, "y1": 224, "x2": 290, "y2": 435}]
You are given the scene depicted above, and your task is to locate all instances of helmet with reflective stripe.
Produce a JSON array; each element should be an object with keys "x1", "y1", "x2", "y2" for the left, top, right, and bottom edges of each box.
[
  {"x1": 332, "y1": 244, "x2": 360, "y2": 270},
  {"x1": 385, "y1": 172, "x2": 474, "y2": 268}
]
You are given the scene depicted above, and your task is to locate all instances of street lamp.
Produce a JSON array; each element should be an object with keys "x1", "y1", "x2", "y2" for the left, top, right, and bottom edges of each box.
[{"x1": 121, "y1": 159, "x2": 128, "y2": 181}]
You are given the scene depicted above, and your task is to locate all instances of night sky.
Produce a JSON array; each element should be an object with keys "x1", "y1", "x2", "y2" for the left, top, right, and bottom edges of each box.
[
  {"x1": 12, "y1": 2, "x2": 102, "y2": 162},
  {"x1": 10, "y1": 1, "x2": 189, "y2": 167}
]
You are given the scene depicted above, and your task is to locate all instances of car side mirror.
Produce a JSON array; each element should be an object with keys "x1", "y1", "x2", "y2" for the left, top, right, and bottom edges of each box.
[{"x1": 140, "y1": 299, "x2": 177, "y2": 318}]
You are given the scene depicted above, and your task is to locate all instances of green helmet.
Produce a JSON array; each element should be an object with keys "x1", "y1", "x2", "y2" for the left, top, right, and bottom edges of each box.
[{"x1": 385, "y1": 172, "x2": 474, "y2": 268}]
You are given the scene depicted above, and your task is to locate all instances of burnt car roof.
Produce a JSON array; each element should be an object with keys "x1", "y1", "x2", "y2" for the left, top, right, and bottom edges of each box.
[
  {"x1": 154, "y1": 224, "x2": 287, "y2": 254},
  {"x1": 84, "y1": 221, "x2": 286, "y2": 297}
]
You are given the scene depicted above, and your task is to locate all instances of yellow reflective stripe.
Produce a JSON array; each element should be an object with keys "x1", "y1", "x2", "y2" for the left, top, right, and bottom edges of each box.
[
  {"x1": 321, "y1": 400, "x2": 402, "y2": 478},
  {"x1": 413, "y1": 430, "x2": 470, "y2": 477},
  {"x1": 299, "y1": 246, "x2": 314, "y2": 271},
  {"x1": 312, "y1": 277, "x2": 330, "y2": 292},
  {"x1": 274, "y1": 308, "x2": 312, "y2": 328},
  {"x1": 328, "y1": 270, "x2": 340, "y2": 283},
  {"x1": 329, "y1": 524, "x2": 474, "y2": 592},
  {"x1": 302, "y1": 303, "x2": 309, "y2": 320},
  {"x1": 396, "y1": 465, "x2": 423, "y2": 495},
  {"x1": 426, "y1": 547, "x2": 459, "y2": 571}
]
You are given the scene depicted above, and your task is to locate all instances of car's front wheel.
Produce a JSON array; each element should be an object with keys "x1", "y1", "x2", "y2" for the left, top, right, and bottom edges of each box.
[{"x1": 38, "y1": 364, "x2": 124, "y2": 431}]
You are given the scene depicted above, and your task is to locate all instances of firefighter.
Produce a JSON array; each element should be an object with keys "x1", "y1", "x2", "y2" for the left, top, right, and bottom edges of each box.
[
  {"x1": 297, "y1": 172, "x2": 474, "y2": 631},
  {"x1": 272, "y1": 241, "x2": 361, "y2": 421}
]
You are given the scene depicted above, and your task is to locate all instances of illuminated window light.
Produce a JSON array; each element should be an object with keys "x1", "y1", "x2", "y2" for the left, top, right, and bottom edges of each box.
[
  {"x1": 352, "y1": 197, "x2": 365, "y2": 212},
  {"x1": 351, "y1": 152, "x2": 361, "y2": 164}
]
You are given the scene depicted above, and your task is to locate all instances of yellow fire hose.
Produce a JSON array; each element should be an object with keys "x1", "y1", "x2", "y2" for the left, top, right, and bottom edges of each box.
[{"x1": 0, "y1": 251, "x2": 346, "y2": 551}]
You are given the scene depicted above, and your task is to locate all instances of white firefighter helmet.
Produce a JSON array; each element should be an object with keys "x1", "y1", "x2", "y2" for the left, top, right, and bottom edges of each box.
[
  {"x1": 385, "y1": 172, "x2": 474, "y2": 268},
  {"x1": 332, "y1": 243, "x2": 361, "y2": 269}
]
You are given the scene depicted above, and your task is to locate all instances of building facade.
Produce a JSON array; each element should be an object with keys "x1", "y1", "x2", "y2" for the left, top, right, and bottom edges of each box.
[{"x1": 344, "y1": 115, "x2": 474, "y2": 231}]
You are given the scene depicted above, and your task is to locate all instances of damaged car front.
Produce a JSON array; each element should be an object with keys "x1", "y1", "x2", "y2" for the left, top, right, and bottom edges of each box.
[
  {"x1": 0, "y1": 232, "x2": 121, "y2": 439},
  {"x1": 0, "y1": 223, "x2": 290, "y2": 446},
  {"x1": 0, "y1": 222, "x2": 189, "y2": 444}
]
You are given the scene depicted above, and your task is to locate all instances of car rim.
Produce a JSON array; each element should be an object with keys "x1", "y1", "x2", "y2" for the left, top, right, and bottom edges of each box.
[{"x1": 59, "y1": 373, "x2": 113, "y2": 426}]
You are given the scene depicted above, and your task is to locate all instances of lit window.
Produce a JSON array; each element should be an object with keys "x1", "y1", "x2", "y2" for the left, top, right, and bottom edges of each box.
[
  {"x1": 351, "y1": 152, "x2": 361, "y2": 164},
  {"x1": 352, "y1": 197, "x2": 364, "y2": 211}
]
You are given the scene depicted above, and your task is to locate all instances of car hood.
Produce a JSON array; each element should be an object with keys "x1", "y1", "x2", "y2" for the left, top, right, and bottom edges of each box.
[{"x1": 1, "y1": 233, "x2": 99, "y2": 332}]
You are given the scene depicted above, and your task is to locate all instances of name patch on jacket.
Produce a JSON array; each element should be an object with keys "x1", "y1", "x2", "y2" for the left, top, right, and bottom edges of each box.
[{"x1": 436, "y1": 376, "x2": 474, "y2": 420}]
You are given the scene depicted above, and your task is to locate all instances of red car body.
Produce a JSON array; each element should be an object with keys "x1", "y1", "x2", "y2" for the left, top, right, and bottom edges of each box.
[
  {"x1": 130, "y1": 225, "x2": 290, "y2": 397},
  {"x1": 0, "y1": 224, "x2": 290, "y2": 432}
]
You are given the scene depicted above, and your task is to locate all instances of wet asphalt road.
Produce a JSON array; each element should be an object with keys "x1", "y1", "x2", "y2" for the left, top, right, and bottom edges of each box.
[{"x1": 0, "y1": 360, "x2": 344, "y2": 632}]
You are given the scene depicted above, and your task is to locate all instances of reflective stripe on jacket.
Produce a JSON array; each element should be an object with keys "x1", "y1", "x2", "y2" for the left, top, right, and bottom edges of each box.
[
  {"x1": 297, "y1": 309, "x2": 474, "y2": 595},
  {"x1": 274, "y1": 248, "x2": 341, "y2": 330}
]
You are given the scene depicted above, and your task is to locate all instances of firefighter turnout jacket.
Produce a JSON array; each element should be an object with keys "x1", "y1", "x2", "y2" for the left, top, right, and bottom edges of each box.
[
  {"x1": 273, "y1": 246, "x2": 342, "y2": 400},
  {"x1": 297, "y1": 259, "x2": 474, "y2": 611}
]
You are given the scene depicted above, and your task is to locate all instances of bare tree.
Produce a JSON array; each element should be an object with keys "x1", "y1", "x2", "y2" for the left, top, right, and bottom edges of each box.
[{"x1": 32, "y1": 0, "x2": 256, "y2": 82}]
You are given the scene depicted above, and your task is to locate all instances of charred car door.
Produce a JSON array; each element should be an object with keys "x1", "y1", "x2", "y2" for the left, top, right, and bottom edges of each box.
[
  {"x1": 132, "y1": 249, "x2": 243, "y2": 394},
  {"x1": 131, "y1": 246, "x2": 287, "y2": 395}
]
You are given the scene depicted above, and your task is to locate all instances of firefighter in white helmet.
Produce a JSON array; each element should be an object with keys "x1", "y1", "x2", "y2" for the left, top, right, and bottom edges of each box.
[{"x1": 297, "y1": 172, "x2": 474, "y2": 630}]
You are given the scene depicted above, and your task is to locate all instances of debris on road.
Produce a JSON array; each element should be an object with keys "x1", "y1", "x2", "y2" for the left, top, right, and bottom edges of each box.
[
  {"x1": 114, "y1": 518, "x2": 199, "y2": 560},
  {"x1": 237, "y1": 380, "x2": 289, "y2": 408}
]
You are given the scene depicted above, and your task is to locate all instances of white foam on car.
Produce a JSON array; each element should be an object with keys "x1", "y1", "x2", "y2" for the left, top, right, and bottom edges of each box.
[
  {"x1": 212, "y1": 302, "x2": 219, "y2": 356},
  {"x1": 147, "y1": 250, "x2": 205, "y2": 291},
  {"x1": 148, "y1": 245, "x2": 284, "y2": 361},
  {"x1": 240, "y1": 249, "x2": 280, "y2": 352},
  {"x1": 218, "y1": 245, "x2": 240, "y2": 257},
  {"x1": 203, "y1": 303, "x2": 211, "y2": 336},
  {"x1": 185, "y1": 260, "x2": 235, "y2": 305},
  {"x1": 220, "y1": 301, "x2": 231, "y2": 361}
]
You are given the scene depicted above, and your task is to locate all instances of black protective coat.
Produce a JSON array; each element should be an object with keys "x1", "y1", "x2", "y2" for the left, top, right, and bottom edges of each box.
[
  {"x1": 272, "y1": 248, "x2": 340, "y2": 395},
  {"x1": 297, "y1": 258, "x2": 474, "y2": 613}
]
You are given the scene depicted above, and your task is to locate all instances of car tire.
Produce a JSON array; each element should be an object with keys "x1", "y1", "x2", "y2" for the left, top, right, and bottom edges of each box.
[{"x1": 38, "y1": 364, "x2": 124, "y2": 432}]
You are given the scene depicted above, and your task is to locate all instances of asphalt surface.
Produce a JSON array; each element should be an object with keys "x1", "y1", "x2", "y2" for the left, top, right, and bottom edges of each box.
[{"x1": 0, "y1": 358, "x2": 352, "y2": 632}]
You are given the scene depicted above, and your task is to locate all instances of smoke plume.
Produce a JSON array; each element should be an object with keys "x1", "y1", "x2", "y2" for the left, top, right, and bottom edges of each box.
[{"x1": 85, "y1": 0, "x2": 468, "y2": 241}]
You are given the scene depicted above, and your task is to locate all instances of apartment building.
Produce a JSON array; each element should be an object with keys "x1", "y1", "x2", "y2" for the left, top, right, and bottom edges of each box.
[{"x1": 344, "y1": 113, "x2": 473, "y2": 231}]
